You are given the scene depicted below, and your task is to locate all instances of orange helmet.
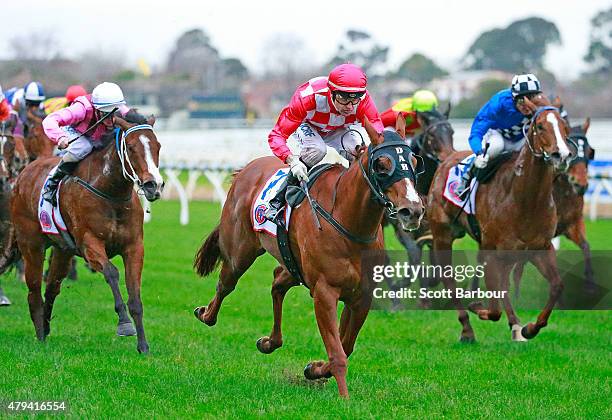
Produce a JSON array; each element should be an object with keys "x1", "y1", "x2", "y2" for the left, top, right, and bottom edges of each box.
[{"x1": 65, "y1": 85, "x2": 87, "y2": 103}]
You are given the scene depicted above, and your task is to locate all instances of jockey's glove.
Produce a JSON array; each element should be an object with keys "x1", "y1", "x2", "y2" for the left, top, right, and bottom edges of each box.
[
  {"x1": 287, "y1": 155, "x2": 309, "y2": 182},
  {"x1": 474, "y1": 154, "x2": 489, "y2": 169},
  {"x1": 57, "y1": 136, "x2": 70, "y2": 149}
]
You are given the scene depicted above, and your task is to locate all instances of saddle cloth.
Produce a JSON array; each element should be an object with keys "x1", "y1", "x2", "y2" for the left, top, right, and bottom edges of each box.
[
  {"x1": 252, "y1": 168, "x2": 292, "y2": 237},
  {"x1": 443, "y1": 154, "x2": 479, "y2": 215},
  {"x1": 38, "y1": 165, "x2": 68, "y2": 235}
]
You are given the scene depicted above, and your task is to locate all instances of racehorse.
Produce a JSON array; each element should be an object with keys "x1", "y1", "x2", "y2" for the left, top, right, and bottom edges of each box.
[
  {"x1": 0, "y1": 117, "x2": 28, "y2": 303},
  {"x1": 193, "y1": 119, "x2": 424, "y2": 397},
  {"x1": 427, "y1": 95, "x2": 573, "y2": 342},
  {"x1": 0, "y1": 114, "x2": 163, "y2": 353},
  {"x1": 25, "y1": 108, "x2": 55, "y2": 161},
  {"x1": 512, "y1": 118, "x2": 596, "y2": 295}
]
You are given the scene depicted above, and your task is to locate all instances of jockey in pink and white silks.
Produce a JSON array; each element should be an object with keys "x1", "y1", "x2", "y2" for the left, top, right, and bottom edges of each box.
[
  {"x1": 41, "y1": 82, "x2": 130, "y2": 205},
  {"x1": 265, "y1": 63, "x2": 384, "y2": 221}
]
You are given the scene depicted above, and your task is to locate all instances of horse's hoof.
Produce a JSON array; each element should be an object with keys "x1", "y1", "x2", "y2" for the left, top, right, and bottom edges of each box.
[
  {"x1": 467, "y1": 301, "x2": 485, "y2": 313},
  {"x1": 117, "y1": 322, "x2": 137, "y2": 337},
  {"x1": 256, "y1": 337, "x2": 276, "y2": 354},
  {"x1": 511, "y1": 324, "x2": 528, "y2": 342},
  {"x1": 304, "y1": 363, "x2": 317, "y2": 380},
  {"x1": 0, "y1": 295, "x2": 11, "y2": 306},
  {"x1": 193, "y1": 306, "x2": 205, "y2": 321},
  {"x1": 459, "y1": 335, "x2": 476, "y2": 344},
  {"x1": 521, "y1": 324, "x2": 537, "y2": 340},
  {"x1": 137, "y1": 344, "x2": 150, "y2": 354}
]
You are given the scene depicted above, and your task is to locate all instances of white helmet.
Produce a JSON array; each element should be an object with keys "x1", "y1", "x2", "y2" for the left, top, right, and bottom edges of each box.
[
  {"x1": 11, "y1": 88, "x2": 24, "y2": 106},
  {"x1": 24, "y1": 81, "x2": 46, "y2": 102},
  {"x1": 91, "y1": 82, "x2": 126, "y2": 112},
  {"x1": 0, "y1": 84, "x2": 4, "y2": 102}
]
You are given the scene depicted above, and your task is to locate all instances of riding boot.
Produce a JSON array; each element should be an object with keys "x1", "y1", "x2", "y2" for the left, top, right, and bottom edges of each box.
[
  {"x1": 42, "y1": 160, "x2": 78, "y2": 206},
  {"x1": 455, "y1": 161, "x2": 475, "y2": 198},
  {"x1": 265, "y1": 171, "x2": 298, "y2": 222}
]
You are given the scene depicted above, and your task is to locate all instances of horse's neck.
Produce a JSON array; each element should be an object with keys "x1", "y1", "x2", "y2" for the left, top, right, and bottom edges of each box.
[
  {"x1": 332, "y1": 155, "x2": 384, "y2": 240},
  {"x1": 77, "y1": 138, "x2": 132, "y2": 197},
  {"x1": 512, "y1": 148, "x2": 554, "y2": 212}
]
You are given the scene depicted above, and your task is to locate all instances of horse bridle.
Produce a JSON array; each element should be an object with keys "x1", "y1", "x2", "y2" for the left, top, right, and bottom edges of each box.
[
  {"x1": 115, "y1": 124, "x2": 155, "y2": 186},
  {"x1": 522, "y1": 106, "x2": 566, "y2": 163},
  {"x1": 413, "y1": 119, "x2": 453, "y2": 163}
]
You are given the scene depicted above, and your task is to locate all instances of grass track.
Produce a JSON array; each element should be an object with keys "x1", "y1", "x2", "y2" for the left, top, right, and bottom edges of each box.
[{"x1": 0, "y1": 201, "x2": 610, "y2": 418}]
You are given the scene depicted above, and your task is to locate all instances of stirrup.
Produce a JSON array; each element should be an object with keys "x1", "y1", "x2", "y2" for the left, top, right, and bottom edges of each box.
[
  {"x1": 42, "y1": 185, "x2": 58, "y2": 205},
  {"x1": 265, "y1": 204, "x2": 283, "y2": 222}
]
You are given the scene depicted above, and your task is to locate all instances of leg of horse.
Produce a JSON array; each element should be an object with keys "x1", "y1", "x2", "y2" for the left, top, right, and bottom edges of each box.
[
  {"x1": 21, "y1": 240, "x2": 46, "y2": 341},
  {"x1": 512, "y1": 261, "x2": 526, "y2": 300},
  {"x1": 565, "y1": 220, "x2": 595, "y2": 292},
  {"x1": 257, "y1": 266, "x2": 299, "y2": 354},
  {"x1": 82, "y1": 236, "x2": 135, "y2": 337},
  {"x1": 304, "y1": 283, "x2": 348, "y2": 397},
  {"x1": 521, "y1": 247, "x2": 565, "y2": 339},
  {"x1": 67, "y1": 257, "x2": 78, "y2": 281},
  {"x1": 42, "y1": 247, "x2": 74, "y2": 338},
  {"x1": 123, "y1": 243, "x2": 149, "y2": 354},
  {"x1": 195, "y1": 259, "x2": 250, "y2": 327},
  {"x1": 499, "y1": 264, "x2": 527, "y2": 342},
  {"x1": 430, "y1": 228, "x2": 475, "y2": 342},
  {"x1": 339, "y1": 294, "x2": 372, "y2": 357},
  {"x1": 468, "y1": 256, "x2": 505, "y2": 322}
]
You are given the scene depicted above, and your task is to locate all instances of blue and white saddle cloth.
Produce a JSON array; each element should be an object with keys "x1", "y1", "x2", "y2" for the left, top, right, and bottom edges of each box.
[
  {"x1": 443, "y1": 154, "x2": 479, "y2": 215},
  {"x1": 38, "y1": 165, "x2": 68, "y2": 235},
  {"x1": 252, "y1": 168, "x2": 293, "y2": 236}
]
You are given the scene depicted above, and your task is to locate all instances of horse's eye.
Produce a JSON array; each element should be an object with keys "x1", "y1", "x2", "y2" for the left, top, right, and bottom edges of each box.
[{"x1": 537, "y1": 123, "x2": 544, "y2": 131}]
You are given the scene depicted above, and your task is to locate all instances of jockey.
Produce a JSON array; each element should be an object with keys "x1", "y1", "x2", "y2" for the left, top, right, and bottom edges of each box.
[
  {"x1": 0, "y1": 84, "x2": 25, "y2": 138},
  {"x1": 16, "y1": 82, "x2": 46, "y2": 127},
  {"x1": 44, "y1": 85, "x2": 88, "y2": 115},
  {"x1": 41, "y1": 82, "x2": 130, "y2": 205},
  {"x1": 265, "y1": 63, "x2": 384, "y2": 222},
  {"x1": 455, "y1": 73, "x2": 542, "y2": 196},
  {"x1": 380, "y1": 90, "x2": 439, "y2": 138}
]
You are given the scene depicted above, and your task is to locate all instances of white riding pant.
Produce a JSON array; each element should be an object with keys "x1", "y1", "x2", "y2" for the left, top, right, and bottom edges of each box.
[
  {"x1": 481, "y1": 129, "x2": 524, "y2": 159},
  {"x1": 292, "y1": 122, "x2": 359, "y2": 167}
]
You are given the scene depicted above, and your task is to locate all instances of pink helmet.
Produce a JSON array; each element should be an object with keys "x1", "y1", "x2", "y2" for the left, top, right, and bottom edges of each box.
[{"x1": 328, "y1": 64, "x2": 367, "y2": 93}]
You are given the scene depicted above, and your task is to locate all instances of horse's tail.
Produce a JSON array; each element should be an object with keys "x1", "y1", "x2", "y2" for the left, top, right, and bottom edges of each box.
[
  {"x1": 0, "y1": 224, "x2": 20, "y2": 275},
  {"x1": 194, "y1": 225, "x2": 222, "y2": 277}
]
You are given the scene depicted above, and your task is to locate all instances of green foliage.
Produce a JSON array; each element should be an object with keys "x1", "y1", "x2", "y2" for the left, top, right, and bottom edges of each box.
[
  {"x1": 463, "y1": 17, "x2": 561, "y2": 72},
  {"x1": 114, "y1": 69, "x2": 137, "y2": 82},
  {"x1": 452, "y1": 78, "x2": 508, "y2": 118},
  {"x1": 222, "y1": 57, "x2": 249, "y2": 80},
  {"x1": 395, "y1": 53, "x2": 448, "y2": 84},
  {"x1": 326, "y1": 29, "x2": 389, "y2": 76},
  {"x1": 584, "y1": 6, "x2": 612, "y2": 74},
  {"x1": 0, "y1": 200, "x2": 610, "y2": 417}
]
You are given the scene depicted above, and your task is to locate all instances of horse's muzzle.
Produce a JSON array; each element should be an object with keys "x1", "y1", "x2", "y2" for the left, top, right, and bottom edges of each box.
[
  {"x1": 142, "y1": 180, "x2": 163, "y2": 202},
  {"x1": 397, "y1": 206, "x2": 424, "y2": 232}
]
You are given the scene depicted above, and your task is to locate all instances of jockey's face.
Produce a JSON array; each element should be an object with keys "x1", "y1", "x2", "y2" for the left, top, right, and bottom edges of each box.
[
  {"x1": 96, "y1": 110, "x2": 115, "y2": 129},
  {"x1": 332, "y1": 91, "x2": 364, "y2": 116},
  {"x1": 514, "y1": 94, "x2": 537, "y2": 116}
]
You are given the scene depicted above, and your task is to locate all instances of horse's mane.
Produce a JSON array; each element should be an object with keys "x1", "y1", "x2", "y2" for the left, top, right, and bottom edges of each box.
[
  {"x1": 421, "y1": 108, "x2": 445, "y2": 121},
  {"x1": 123, "y1": 109, "x2": 149, "y2": 125}
]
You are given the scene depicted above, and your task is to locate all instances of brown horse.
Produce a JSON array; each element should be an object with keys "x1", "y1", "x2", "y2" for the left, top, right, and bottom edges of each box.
[
  {"x1": 0, "y1": 115, "x2": 163, "y2": 353},
  {"x1": 512, "y1": 118, "x2": 596, "y2": 294},
  {"x1": 427, "y1": 96, "x2": 573, "y2": 342},
  {"x1": 25, "y1": 108, "x2": 55, "y2": 161},
  {"x1": 0, "y1": 117, "x2": 28, "y2": 303},
  {"x1": 193, "y1": 120, "x2": 424, "y2": 397}
]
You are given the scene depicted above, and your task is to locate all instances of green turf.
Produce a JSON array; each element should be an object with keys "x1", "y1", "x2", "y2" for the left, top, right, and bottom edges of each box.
[{"x1": 0, "y1": 201, "x2": 610, "y2": 418}]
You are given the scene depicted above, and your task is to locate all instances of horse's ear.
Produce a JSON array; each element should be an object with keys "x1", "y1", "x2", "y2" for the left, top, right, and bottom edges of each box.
[
  {"x1": 582, "y1": 117, "x2": 590, "y2": 134},
  {"x1": 444, "y1": 102, "x2": 451, "y2": 119},
  {"x1": 147, "y1": 115, "x2": 156, "y2": 127},
  {"x1": 395, "y1": 113, "x2": 406, "y2": 139},
  {"x1": 552, "y1": 96, "x2": 562, "y2": 108},
  {"x1": 363, "y1": 117, "x2": 383, "y2": 145}
]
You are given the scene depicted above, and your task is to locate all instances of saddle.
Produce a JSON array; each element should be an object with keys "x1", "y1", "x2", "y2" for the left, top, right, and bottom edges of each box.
[
  {"x1": 475, "y1": 151, "x2": 514, "y2": 184},
  {"x1": 286, "y1": 163, "x2": 335, "y2": 208}
]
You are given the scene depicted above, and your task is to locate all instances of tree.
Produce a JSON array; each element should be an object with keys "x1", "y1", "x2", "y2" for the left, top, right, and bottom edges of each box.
[
  {"x1": 395, "y1": 53, "x2": 448, "y2": 84},
  {"x1": 584, "y1": 6, "x2": 612, "y2": 74},
  {"x1": 326, "y1": 29, "x2": 389, "y2": 76},
  {"x1": 8, "y1": 31, "x2": 62, "y2": 61},
  {"x1": 452, "y1": 78, "x2": 508, "y2": 118},
  {"x1": 463, "y1": 17, "x2": 561, "y2": 72}
]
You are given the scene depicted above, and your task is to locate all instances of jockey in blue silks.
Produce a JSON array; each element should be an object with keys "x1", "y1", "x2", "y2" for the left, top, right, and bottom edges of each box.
[{"x1": 456, "y1": 73, "x2": 543, "y2": 196}]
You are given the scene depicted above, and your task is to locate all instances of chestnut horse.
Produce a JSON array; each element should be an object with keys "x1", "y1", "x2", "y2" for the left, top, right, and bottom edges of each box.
[
  {"x1": 24, "y1": 108, "x2": 55, "y2": 161},
  {"x1": 427, "y1": 96, "x2": 573, "y2": 342},
  {"x1": 193, "y1": 120, "x2": 424, "y2": 397},
  {"x1": 513, "y1": 118, "x2": 596, "y2": 294},
  {"x1": 0, "y1": 116, "x2": 28, "y2": 303},
  {"x1": 0, "y1": 115, "x2": 163, "y2": 353}
]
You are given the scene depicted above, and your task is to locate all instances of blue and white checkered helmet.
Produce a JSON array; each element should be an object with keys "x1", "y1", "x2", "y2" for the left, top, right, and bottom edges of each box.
[
  {"x1": 511, "y1": 74, "x2": 542, "y2": 98},
  {"x1": 24, "y1": 81, "x2": 46, "y2": 102}
]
